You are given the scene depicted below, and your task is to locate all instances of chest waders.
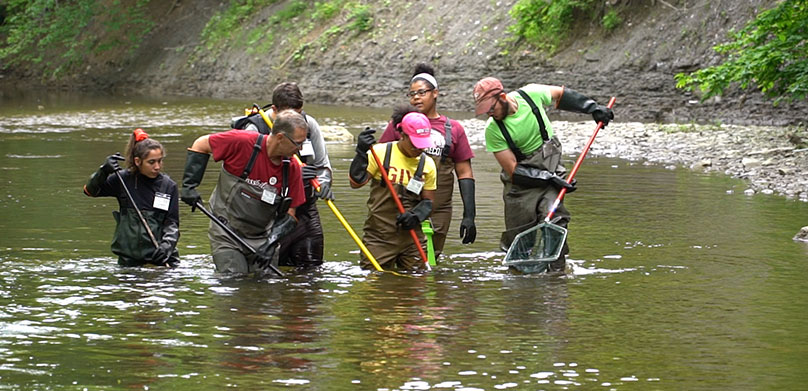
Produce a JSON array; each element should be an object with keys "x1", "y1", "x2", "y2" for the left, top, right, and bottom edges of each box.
[
  {"x1": 361, "y1": 143, "x2": 427, "y2": 270},
  {"x1": 496, "y1": 90, "x2": 570, "y2": 270},
  {"x1": 112, "y1": 208, "x2": 170, "y2": 267},
  {"x1": 429, "y1": 118, "x2": 456, "y2": 256},
  {"x1": 208, "y1": 134, "x2": 289, "y2": 273}
]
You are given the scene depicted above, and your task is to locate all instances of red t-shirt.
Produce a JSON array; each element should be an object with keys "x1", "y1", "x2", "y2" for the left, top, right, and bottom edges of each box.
[
  {"x1": 209, "y1": 130, "x2": 305, "y2": 209},
  {"x1": 380, "y1": 115, "x2": 475, "y2": 162}
]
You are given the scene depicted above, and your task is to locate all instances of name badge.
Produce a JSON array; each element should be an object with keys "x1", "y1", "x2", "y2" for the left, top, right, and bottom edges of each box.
[
  {"x1": 300, "y1": 140, "x2": 315, "y2": 157},
  {"x1": 406, "y1": 178, "x2": 424, "y2": 195},
  {"x1": 153, "y1": 192, "x2": 171, "y2": 211},
  {"x1": 261, "y1": 187, "x2": 278, "y2": 205}
]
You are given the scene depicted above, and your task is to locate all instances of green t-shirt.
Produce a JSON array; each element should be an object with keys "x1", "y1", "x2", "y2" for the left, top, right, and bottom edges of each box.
[{"x1": 484, "y1": 84, "x2": 554, "y2": 156}]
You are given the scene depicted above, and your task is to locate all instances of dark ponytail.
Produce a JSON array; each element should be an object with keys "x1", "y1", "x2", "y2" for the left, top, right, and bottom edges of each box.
[
  {"x1": 391, "y1": 104, "x2": 420, "y2": 131},
  {"x1": 124, "y1": 128, "x2": 164, "y2": 173}
]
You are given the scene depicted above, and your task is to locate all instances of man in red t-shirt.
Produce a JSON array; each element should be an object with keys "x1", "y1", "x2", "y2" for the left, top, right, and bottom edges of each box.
[{"x1": 180, "y1": 110, "x2": 307, "y2": 274}]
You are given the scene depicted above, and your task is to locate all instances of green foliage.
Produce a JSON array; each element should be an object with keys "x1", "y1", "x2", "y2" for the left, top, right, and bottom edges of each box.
[
  {"x1": 675, "y1": 0, "x2": 808, "y2": 104},
  {"x1": 601, "y1": 9, "x2": 622, "y2": 31},
  {"x1": 507, "y1": 0, "x2": 596, "y2": 53},
  {"x1": 199, "y1": 0, "x2": 279, "y2": 51},
  {"x1": 0, "y1": 0, "x2": 154, "y2": 78},
  {"x1": 346, "y1": 4, "x2": 373, "y2": 33}
]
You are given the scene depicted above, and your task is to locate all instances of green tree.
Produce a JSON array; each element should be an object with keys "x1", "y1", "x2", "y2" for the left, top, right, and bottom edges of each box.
[{"x1": 675, "y1": 0, "x2": 808, "y2": 104}]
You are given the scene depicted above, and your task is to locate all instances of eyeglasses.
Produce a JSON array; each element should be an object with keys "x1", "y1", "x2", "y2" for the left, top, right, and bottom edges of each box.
[
  {"x1": 283, "y1": 133, "x2": 305, "y2": 149},
  {"x1": 406, "y1": 88, "x2": 434, "y2": 98},
  {"x1": 486, "y1": 98, "x2": 499, "y2": 117}
]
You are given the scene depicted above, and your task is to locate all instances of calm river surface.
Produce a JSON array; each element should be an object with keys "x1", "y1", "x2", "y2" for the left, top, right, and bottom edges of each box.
[{"x1": 1, "y1": 92, "x2": 807, "y2": 390}]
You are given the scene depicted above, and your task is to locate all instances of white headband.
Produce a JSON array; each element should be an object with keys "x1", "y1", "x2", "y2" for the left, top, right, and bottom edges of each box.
[{"x1": 411, "y1": 73, "x2": 438, "y2": 89}]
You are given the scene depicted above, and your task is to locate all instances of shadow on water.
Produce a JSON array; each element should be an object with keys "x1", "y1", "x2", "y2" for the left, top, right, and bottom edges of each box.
[{"x1": 1, "y1": 95, "x2": 808, "y2": 389}]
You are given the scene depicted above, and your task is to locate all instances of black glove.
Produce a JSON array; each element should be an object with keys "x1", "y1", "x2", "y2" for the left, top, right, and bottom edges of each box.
[
  {"x1": 557, "y1": 88, "x2": 613, "y2": 127},
  {"x1": 149, "y1": 242, "x2": 174, "y2": 266},
  {"x1": 591, "y1": 105, "x2": 614, "y2": 126},
  {"x1": 349, "y1": 151, "x2": 370, "y2": 185},
  {"x1": 458, "y1": 178, "x2": 477, "y2": 244},
  {"x1": 256, "y1": 214, "x2": 297, "y2": 268},
  {"x1": 301, "y1": 165, "x2": 318, "y2": 181},
  {"x1": 356, "y1": 127, "x2": 377, "y2": 154},
  {"x1": 512, "y1": 164, "x2": 577, "y2": 193},
  {"x1": 181, "y1": 150, "x2": 210, "y2": 210},
  {"x1": 315, "y1": 181, "x2": 335, "y2": 201},
  {"x1": 396, "y1": 199, "x2": 432, "y2": 230},
  {"x1": 101, "y1": 153, "x2": 125, "y2": 175},
  {"x1": 85, "y1": 153, "x2": 125, "y2": 196}
]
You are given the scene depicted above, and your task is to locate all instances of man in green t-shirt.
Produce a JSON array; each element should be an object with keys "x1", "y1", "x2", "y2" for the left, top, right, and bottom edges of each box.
[{"x1": 472, "y1": 77, "x2": 613, "y2": 272}]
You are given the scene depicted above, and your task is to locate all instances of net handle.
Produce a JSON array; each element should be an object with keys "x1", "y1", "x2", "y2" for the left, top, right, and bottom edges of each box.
[{"x1": 545, "y1": 97, "x2": 616, "y2": 222}]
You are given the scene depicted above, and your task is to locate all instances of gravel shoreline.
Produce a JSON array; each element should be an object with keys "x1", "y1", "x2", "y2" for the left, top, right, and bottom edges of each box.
[{"x1": 459, "y1": 119, "x2": 808, "y2": 202}]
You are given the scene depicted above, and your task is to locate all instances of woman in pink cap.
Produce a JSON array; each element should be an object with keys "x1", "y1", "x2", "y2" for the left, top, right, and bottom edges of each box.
[
  {"x1": 378, "y1": 63, "x2": 477, "y2": 258},
  {"x1": 349, "y1": 108, "x2": 437, "y2": 270}
]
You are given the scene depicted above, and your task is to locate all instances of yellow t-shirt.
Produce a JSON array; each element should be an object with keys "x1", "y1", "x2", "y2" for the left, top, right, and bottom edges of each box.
[{"x1": 367, "y1": 142, "x2": 437, "y2": 191}]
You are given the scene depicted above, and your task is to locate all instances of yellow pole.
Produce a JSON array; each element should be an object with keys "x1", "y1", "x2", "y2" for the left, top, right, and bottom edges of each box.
[{"x1": 292, "y1": 155, "x2": 384, "y2": 272}]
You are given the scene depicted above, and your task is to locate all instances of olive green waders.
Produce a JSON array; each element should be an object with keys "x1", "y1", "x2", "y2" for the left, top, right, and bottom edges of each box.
[
  {"x1": 208, "y1": 167, "x2": 284, "y2": 273},
  {"x1": 500, "y1": 137, "x2": 570, "y2": 272}
]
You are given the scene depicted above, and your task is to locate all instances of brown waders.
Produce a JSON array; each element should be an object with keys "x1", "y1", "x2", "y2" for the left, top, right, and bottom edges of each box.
[
  {"x1": 360, "y1": 179, "x2": 427, "y2": 270},
  {"x1": 500, "y1": 137, "x2": 570, "y2": 272},
  {"x1": 208, "y1": 167, "x2": 284, "y2": 274},
  {"x1": 429, "y1": 156, "x2": 455, "y2": 256}
]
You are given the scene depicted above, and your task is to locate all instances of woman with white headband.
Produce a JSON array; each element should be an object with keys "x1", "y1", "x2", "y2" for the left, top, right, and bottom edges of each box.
[{"x1": 378, "y1": 63, "x2": 477, "y2": 257}]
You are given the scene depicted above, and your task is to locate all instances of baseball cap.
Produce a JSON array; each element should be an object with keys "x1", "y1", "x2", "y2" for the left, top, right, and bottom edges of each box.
[
  {"x1": 473, "y1": 77, "x2": 504, "y2": 115},
  {"x1": 400, "y1": 112, "x2": 433, "y2": 150}
]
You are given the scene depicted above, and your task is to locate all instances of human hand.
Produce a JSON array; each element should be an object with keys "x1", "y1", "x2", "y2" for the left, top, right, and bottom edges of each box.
[
  {"x1": 149, "y1": 242, "x2": 174, "y2": 266},
  {"x1": 101, "y1": 153, "x2": 125, "y2": 174},
  {"x1": 315, "y1": 181, "x2": 334, "y2": 201},
  {"x1": 592, "y1": 106, "x2": 614, "y2": 127},
  {"x1": 459, "y1": 218, "x2": 476, "y2": 244},
  {"x1": 356, "y1": 127, "x2": 377, "y2": 154}
]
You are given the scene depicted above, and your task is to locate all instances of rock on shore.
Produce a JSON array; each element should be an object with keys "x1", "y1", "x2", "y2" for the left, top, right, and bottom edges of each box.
[{"x1": 460, "y1": 119, "x2": 808, "y2": 201}]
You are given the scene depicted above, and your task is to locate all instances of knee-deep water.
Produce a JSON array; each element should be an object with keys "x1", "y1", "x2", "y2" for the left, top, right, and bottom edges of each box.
[{"x1": 1, "y1": 93, "x2": 807, "y2": 390}]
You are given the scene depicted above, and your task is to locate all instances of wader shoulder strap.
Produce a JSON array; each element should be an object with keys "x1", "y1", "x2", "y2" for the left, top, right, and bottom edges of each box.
[
  {"x1": 441, "y1": 118, "x2": 452, "y2": 163},
  {"x1": 241, "y1": 133, "x2": 266, "y2": 179},
  {"x1": 281, "y1": 158, "x2": 290, "y2": 197},
  {"x1": 383, "y1": 142, "x2": 393, "y2": 172},
  {"x1": 414, "y1": 154, "x2": 426, "y2": 181},
  {"x1": 516, "y1": 89, "x2": 549, "y2": 142},
  {"x1": 494, "y1": 119, "x2": 527, "y2": 162}
]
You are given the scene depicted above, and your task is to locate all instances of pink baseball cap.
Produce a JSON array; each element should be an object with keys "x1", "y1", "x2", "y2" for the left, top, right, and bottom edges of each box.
[
  {"x1": 400, "y1": 112, "x2": 433, "y2": 150},
  {"x1": 473, "y1": 77, "x2": 504, "y2": 115}
]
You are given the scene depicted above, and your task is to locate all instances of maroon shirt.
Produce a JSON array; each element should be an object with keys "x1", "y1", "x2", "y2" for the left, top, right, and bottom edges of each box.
[
  {"x1": 209, "y1": 130, "x2": 306, "y2": 209},
  {"x1": 379, "y1": 115, "x2": 475, "y2": 162}
]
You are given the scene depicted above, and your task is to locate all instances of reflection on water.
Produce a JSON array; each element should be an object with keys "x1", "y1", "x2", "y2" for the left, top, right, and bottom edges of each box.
[{"x1": 1, "y1": 94, "x2": 808, "y2": 389}]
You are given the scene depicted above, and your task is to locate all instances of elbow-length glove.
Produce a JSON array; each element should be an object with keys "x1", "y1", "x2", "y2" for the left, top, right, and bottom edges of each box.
[
  {"x1": 396, "y1": 199, "x2": 433, "y2": 230},
  {"x1": 181, "y1": 150, "x2": 210, "y2": 210},
  {"x1": 557, "y1": 88, "x2": 614, "y2": 126},
  {"x1": 512, "y1": 164, "x2": 577, "y2": 193},
  {"x1": 458, "y1": 178, "x2": 477, "y2": 244},
  {"x1": 349, "y1": 128, "x2": 376, "y2": 184}
]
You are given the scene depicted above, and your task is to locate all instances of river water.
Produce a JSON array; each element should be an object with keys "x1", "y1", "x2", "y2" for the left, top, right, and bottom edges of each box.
[{"x1": 1, "y1": 92, "x2": 807, "y2": 390}]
